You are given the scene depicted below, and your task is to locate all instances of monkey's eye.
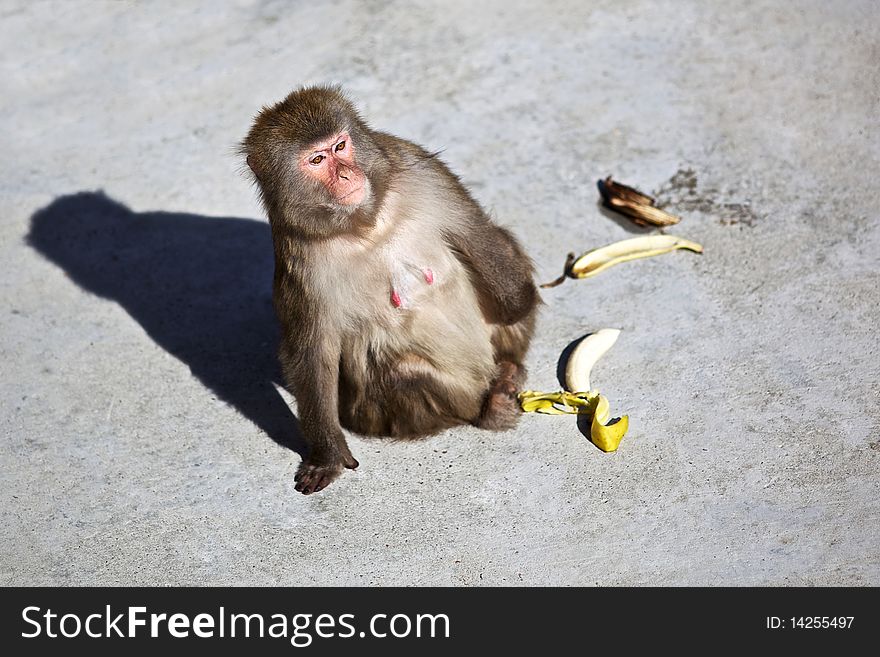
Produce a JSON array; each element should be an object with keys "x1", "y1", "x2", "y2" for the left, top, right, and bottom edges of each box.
[
  {"x1": 309, "y1": 154, "x2": 325, "y2": 166},
  {"x1": 335, "y1": 141, "x2": 346, "y2": 152}
]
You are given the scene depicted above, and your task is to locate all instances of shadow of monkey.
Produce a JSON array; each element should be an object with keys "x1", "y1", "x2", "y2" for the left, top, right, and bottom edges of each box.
[{"x1": 27, "y1": 191, "x2": 308, "y2": 458}]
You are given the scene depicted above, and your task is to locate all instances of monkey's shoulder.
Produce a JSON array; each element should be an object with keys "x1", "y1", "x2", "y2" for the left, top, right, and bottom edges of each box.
[
  {"x1": 375, "y1": 132, "x2": 475, "y2": 198},
  {"x1": 373, "y1": 131, "x2": 433, "y2": 162}
]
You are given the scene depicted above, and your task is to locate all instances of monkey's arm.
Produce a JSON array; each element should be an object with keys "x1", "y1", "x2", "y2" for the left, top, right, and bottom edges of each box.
[
  {"x1": 443, "y1": 220, "x2": 539, "y2": 326},
  {"x1": 278, "y1": 309, "x2": 357, "y2": 494}
]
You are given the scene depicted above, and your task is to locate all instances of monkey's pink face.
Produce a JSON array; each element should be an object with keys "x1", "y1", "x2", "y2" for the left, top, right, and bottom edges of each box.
[{"x1": 300, "y1": 132, "x2": 367, "y2": 206}]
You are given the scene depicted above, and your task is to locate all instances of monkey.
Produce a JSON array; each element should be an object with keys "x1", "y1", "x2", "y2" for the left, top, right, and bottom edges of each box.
[{"x1": 242, "y1": 86, "x2": 539, "y2": 494}]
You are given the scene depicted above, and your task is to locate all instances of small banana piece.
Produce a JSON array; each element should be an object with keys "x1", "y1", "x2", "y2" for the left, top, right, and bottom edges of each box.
[
  {"x1": 541, "y1": 234, "x2": 703, "y2": 288},
  {"x1": 564, "y1": 328, "x2": 621, "y2": 393}
]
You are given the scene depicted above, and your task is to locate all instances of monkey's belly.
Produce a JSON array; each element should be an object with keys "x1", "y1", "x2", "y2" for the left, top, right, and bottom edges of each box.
[{"x1": 338, "y1": 283, "x2": 495, "y2": 437}]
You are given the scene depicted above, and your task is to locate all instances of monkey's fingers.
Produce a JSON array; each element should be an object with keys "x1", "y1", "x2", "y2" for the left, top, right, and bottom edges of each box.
[{"x1": 294, "y1": 461, "x2": 346, "y2": 495}]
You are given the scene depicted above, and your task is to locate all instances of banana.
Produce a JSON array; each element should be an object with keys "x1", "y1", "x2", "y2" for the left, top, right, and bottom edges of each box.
[
  {"x1": 564, "y1": 328, "x2": 620, "y2": 393},
  {"x1": 519, "y1": 328, "x2": 629, "y2": 452},
  {"x1": 541, "y1": 234, "x2": 703, "y2": 288}
]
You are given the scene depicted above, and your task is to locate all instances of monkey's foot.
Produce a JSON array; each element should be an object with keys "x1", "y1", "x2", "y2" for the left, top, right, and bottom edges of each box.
[
  {"x1": 475, "y1": 362, "x2": 524, "y2": 432},
  {"x1": 294, "y1": 455, "x2": 359, "y2": 495}
]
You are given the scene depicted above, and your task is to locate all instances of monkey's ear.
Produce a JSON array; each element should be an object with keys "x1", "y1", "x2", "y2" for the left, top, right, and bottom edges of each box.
[{"x1": 246, "y1": 155, "x2": 263, "y2": 181}]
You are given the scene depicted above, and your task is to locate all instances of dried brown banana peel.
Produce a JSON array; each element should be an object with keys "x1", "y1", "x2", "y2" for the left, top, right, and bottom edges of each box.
[{"x1": 598, "y1": 176, "x2": 680, "y2": 227}]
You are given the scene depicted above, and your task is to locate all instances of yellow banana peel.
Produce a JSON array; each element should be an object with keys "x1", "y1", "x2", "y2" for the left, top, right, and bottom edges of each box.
[
  {"x1": 518, "y1": 390, "x2": 628, "y2": 452},
  {"x1": 591, "y1": 393, "x2": 629, "y2": 452},
  {"x1": 519, "y1": 389, "x2": 599, "y2": 415},
  {"x1": 518, "y1": 328, "x2": 629, "y2": 452},
  {"x1": 541, "y1": 234, "x2": 703, "y2": 288}
]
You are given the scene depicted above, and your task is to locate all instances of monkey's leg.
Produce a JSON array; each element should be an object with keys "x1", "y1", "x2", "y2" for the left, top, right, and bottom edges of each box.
[
  {"x1": 475, "y1": 360, "x2": 526, "y2": 431},
  {"x1": 388, "y1": 374, "x2": 478, "y2": 438},
  {"x1": 475, "y1": 313, "x2": 537, "y2": 431},
  {"x1": 490, "y1": 311, "x2": 536, "y2": 364},
  {"x1": 344, "y1": 354, "x2": 484, "y2": 439}
]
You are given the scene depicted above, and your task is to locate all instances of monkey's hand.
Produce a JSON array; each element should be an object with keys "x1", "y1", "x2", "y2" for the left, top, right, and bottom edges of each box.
[{"x1": 294, "y1": 447, "x2": 359, "y2": 495}]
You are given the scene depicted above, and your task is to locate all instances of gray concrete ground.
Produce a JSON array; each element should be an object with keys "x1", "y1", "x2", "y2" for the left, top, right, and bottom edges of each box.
[{"x1": 2, "y1": 1, "x2": 878, "y2": 586}]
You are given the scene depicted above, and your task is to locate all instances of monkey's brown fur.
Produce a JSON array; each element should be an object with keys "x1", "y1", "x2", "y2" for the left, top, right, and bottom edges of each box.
[{"x1": 243, "y1": 86, "x2": 539, "y2": 494}]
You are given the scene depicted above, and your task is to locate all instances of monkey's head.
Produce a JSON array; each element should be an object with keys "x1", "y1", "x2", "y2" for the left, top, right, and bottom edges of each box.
[{"x1": 242, "y1": 85, "x2": 389, "y2": 239}]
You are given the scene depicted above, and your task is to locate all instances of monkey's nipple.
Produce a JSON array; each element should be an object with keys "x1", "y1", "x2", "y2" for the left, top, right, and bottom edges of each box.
[
  {"x1": 391, "y1": 289, "x2": 403, "y2": 308},
  {"x1": 423, "y1": 268, "x2": 434, "y2": 285}
]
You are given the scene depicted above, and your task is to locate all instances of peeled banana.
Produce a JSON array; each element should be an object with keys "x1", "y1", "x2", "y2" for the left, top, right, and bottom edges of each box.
[
  {"x1": 565, "y1": 328, "x2": 620, "y2": 392},
  {"x1": 541, "y1": 234, "x2": 703, "y2": 288}
]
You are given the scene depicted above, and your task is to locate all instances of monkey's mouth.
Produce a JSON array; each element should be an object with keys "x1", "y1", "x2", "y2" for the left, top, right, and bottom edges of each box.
[{"x1": 337, "y1": 187, "x2": 365, "y2": 205}]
